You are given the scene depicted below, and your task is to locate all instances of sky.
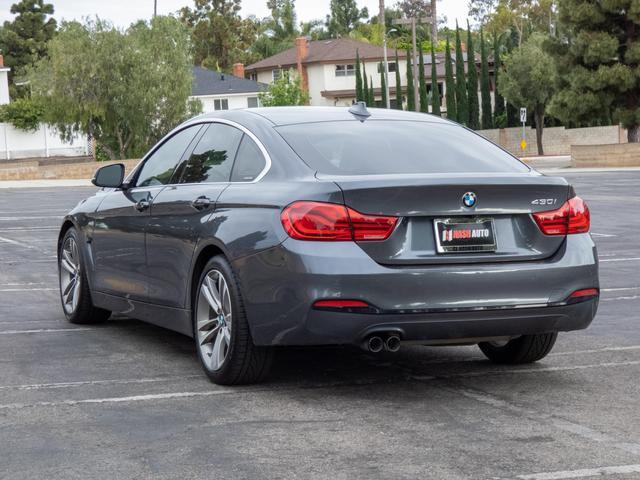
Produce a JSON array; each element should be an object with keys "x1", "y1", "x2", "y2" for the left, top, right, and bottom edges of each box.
[{"x1": 0, "y1": 0, "x2": 470, "y2": 28}]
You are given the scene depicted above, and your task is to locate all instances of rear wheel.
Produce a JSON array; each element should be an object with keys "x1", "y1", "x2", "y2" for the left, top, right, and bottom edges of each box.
[
  {"x1": 478, "y1": 333, "x2": 557, "y2": 364},
  {"x1": 58, "y1": 228, "x2": 110, "y2": 324},
  {"x1": 194, "y1": 255, "x2": 273, "y2": 385}
]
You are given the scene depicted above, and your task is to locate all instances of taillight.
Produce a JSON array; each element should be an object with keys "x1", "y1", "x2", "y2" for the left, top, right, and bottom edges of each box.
[
  {"x1": 312, "y1": 299, "x2": 378, "y2": 313},
  {"x1": 569, "y1": 288, "x2": 599, "y2": 299},
  {"x1": 281, "y1": 201, "x2": 398, "y2": 241},
  {"x1": 532, "y1": 196, "x2": 590, "y2": 235}
]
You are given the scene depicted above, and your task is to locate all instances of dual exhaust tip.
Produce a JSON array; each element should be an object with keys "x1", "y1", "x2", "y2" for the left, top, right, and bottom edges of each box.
[{"x1": 365, "y1": 334, "x2": 401, "y2": 353}]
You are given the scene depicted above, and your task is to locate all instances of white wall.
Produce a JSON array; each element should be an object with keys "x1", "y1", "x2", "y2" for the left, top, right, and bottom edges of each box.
[
  {"x1": 0, "y1": 123, "x2": 88, "y2": 161},
  {"x1": 194, "y1": 92, "x2": 261, "y2": 113},
  {"x1": 0, "y1": 69, "x2": 10, "y2": 105}
]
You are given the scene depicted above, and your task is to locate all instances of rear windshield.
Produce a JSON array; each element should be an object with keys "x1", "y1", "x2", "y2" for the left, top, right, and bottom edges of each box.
[{"x1": 277, "y1": 120, "x2": 529, "y2": 175}]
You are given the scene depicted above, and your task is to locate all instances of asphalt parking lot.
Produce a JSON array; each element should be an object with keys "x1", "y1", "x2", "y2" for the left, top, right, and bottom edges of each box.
[{"x1": 0, "y1": 171, "x2": 639, "y2": 480}]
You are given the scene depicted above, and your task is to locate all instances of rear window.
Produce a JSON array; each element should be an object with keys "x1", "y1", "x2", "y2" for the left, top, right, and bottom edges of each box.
[{"x1": 277, "y1": 120, "x2": 529, "y2": 175}]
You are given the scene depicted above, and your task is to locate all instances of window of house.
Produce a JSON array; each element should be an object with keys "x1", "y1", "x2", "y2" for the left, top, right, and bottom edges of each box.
[
  {"x1": 426, "y1": 83, "x2": 444, "y2": 106},
  {"x1": 214, "y1": 99, "x2": 229, "y2": 111},
  {"x1": 378, "y1": 62, "x2": 397, "y2": 73},
  {"x1": 250, "y1": 72, "x2": 258, "y2": 81},
  {"x1": 272, "y1": 69, "x2": 283, "y2": 81},
  {"x1": 335, "y1": 64, "x2": 356, "y2": 77},
  {"x1": 247, "y1": 97, "x2": 259, "y2": 108}
]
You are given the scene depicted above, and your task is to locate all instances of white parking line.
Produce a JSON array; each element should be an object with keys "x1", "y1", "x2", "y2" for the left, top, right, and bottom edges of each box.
[
  {"x1": 0, "y1": 288, "x2": 57, "y2": 292},
  {"x1": 0, "y1": 216, "x2": 63, "y2": 221},
  {"x1": 0, "y1": 375, "x2": 203, "y2": 391},
  {"x1": 601, "y1": 257, "x2": 640, "y2": 263},
  {"x1": 0, "y1": 328, "x2": 92, "y2": 335},
  {"x1": 517, "y1": 464, "x2": 640, "y2": 480},
  {"x1": 601, "y1": 295, "x2": 640, "y2": 302},
  {"x1": 551, "y1": 345, "x2": 640, "y2": 356},
  {"x1": 602, "y1": 287, "x2": 640, "y2": 292},
  {"x1": 591, "y1": 232, "x2": 617, "y2": 237}
]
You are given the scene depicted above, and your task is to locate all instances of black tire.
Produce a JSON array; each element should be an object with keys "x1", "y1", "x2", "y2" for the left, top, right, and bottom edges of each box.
[
  {"x1": 58, "y1": 228, "x2": 111, "y2": 325},
  {"x1": 478, "y1": 333, "x2": 558, "y2": 364},
  {"x1": 193, "y1": 255, "x2": 273, "y2": 385}
]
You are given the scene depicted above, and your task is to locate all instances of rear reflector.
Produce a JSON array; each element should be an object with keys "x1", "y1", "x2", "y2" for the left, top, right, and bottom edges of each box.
[
  {"x1": 532, "y1": 196, "x2": 590, "y2": 235},
  {"x1": 569, "y1": 288, "x2": 599, "y2": 299},
  {"x1": 281, "y1": 201, "x2": 398, "y2": 241},
  {"x1": 313, "y1": 299, "x2": 371, "y2": 309}
]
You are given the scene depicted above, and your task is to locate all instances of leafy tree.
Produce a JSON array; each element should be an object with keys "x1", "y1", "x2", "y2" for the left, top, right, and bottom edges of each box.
[
  {"x1": 466, "y1": 21, "x2": 480, "y2": 129},
  {"x1": 0, "y1": 97, "x2": 44, "y2": 130},
  {"x1": 380, "y1": 63, "x2": 388, "y2": 108},
  {"x1": 362, "y1": 63, "x2": 369, "y2": 105},
  {"x1": 430, "y1": 42, "x2": 441, "y2": 116},
  {"x1": 267, "y1": 0, "x2": 297, "y2": 40},
  {"x1": 355, "y1": 50, "x2": 364, "y2": 102},
  {"x1": 418, "y1": 45, "x2": 428, "y2": 113},
  {"x1": 444, "y1": 38, "x2": 456, "y2": 121},
  {"x1": 406, "y1": 49, "x2": 415, "y2": 111},
  {"x1": 0, "y1": 0, "x2": 57, "y2": 95},
  {"x1": 397, "y1": 0, "x2": 430, "y2": 19},
  {"x1": 395, "y1": 49, "x2": 403, "y2": 110},
  {"x1": 480, "y1": 28, "x2": 493, "y2": 129},
  {"x1": 454, "y1": 23, "x2": 468, "y2": 125},
  {"x1": 326, "y1": 0, "x2": 368, "y2": 37},
  {"x1": 500, "y1": 33, "x2": 556, "y2": 154},
  {"x1": 493, "y1": 33, "x2": 506, "y2": 126},
  {"x1": 30, "y1": 17, "x2": 199, "y2": 160},
  {"x1": 259, "y1": 70, "x2": 310, "y2": 106},
  {"x1": 547, "y1": 0, "x2": 640, "y2": 140},
  {"x1": 180, "y1": 0, "x2": 257, "y2": 71}
]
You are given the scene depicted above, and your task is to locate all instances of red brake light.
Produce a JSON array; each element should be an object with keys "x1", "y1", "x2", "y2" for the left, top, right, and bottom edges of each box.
[
  {"x1": 533, "y1": 196, "x2": 590, "y2": 235},
  {"x1": 569, "y1": 288, "x2": 599, "y2": 299},
  {"x1": 313, "y1": 299, "x2": 370, "y2": 309},
  {"x1": 281, "y1": 201, "x2": 398, "y2": 241}
]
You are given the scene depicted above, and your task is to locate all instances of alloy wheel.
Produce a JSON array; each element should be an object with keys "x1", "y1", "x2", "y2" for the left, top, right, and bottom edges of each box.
[
  {"x1": 59, "y1": 236, "x2": 81, "y2": 314},
  {"x1": 196, "y1": 269, "x2": 233, "y2": 371}
]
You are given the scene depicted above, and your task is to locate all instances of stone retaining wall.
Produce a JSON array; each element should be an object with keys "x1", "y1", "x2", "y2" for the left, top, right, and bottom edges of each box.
[
  {"x1": 0, "y1": 159, "x2": 140, "y2": 181},
  {"x1": 571, "y1": 143, "x2": 640, "y2": 168}
]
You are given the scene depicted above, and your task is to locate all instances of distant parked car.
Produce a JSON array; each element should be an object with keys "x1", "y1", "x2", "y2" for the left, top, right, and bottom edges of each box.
[{"x1": 58, "y1": 106, "x2": 599, "y2": 385}]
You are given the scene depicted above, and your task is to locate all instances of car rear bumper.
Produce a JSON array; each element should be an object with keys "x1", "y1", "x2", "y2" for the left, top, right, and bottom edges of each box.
[{"x1": 233, "y1": 234, "x2": 599, "y2": 346}]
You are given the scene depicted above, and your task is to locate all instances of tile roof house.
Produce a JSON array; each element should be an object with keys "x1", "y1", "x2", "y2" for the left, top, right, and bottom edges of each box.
[
  {"x1": 242, "y1": 37, "x2": 491, "y2": 113},
  {"x1": 191, "y1": 65, "x2": 267, "y2": 112}
]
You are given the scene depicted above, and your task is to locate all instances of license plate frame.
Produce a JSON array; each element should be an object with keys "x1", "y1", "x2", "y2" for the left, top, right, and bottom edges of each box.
[{"x1": 433, "y1": 218, "x2": 497, "y2": 254}]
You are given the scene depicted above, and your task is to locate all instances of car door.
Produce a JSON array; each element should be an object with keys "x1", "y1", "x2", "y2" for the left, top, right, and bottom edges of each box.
[
  {"x1": 145, "y1": 121, "x2": 244, "y2": 308},
  {"x1": 90, "y1": 125, "x2": 203, "y2": 300}
]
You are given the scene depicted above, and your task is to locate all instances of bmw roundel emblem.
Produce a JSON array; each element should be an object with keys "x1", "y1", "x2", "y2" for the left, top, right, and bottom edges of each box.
[{"x1": 462, "y1": 192, "x2": 477, "y2": 208}]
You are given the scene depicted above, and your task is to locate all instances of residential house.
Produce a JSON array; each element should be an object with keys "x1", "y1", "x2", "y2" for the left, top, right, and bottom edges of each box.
[
  {"x1": 191, "y1": 65, "x2": 267, "y2": 113},
  {"x1": 243, "y1": 37, "x2": 492, "y2": 115}
]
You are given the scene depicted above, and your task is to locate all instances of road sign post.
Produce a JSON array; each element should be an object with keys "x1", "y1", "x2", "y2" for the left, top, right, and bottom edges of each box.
[{"x1": 520, "y1": 107, "x2": 527, "y2": 152}]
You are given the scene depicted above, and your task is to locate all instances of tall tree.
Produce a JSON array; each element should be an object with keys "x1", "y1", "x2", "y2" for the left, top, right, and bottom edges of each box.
[
  {"x1": 326, "y1": 0, "x2": 368, "y2": 37},
  {"x1": 30, "y1": 17, "x2": 199, "y2": 160},
  {"x1": 444, "y1": 37, "x2": 456, "y2": 121},
  {"x1": 395, "y1": 49, "x2": 403, "y2": 110},
  {"x1": 430, "y1": 42, "x2": 441, "y2": 116},
  {"x1": 0, "y1": 0, "x2": 57, "y2": 94},
  {"x1": 480, "y1": 28, "x2": 492, "y2": 129},
  {"x1": 500, "y1": 33, "x2": 556, "y2": 154},
  {"x1": 259, "y1": 70, "x2": 310, "y2": 106},
  {"x1": 454, "y1": 23, "x2": 468, "y2": 125},
  {"x1": 369, "y1": 76, "x2": 375, "y2": 106},
  {"x1": 466, "y1": 21, "x2": 480, "y2": 129},
  {"x1": 362, "y1": 62, "x2": 370, "y2": 105},
  {"x1": 418, "y1": 45, "x2": 428, "y2": 113},
  {"x1": 180, "y1": 0, "x2": 257, "y2": 71},
  {"x1": 355, "y1": 50, "x2": 364, "y2": 102},
  {"x1": 380, "y1": 63, "x2": 388, "y2": 108},
  {"x1": 548, "y1": 0, "x2": 640, "y2": 141},
  {"x1": 493, "y1": 33, "x2": 506, "y2": 126},
  {"x1": 406, "y1": 48, "x2": 415, "y2": 111}
]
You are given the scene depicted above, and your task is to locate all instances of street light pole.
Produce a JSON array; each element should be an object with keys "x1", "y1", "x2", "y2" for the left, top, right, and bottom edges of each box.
[
  {"x1": 153, "y1": 0, "x2": 157, "y2": 18},
  {"x1": 379, "y1": 0, "x2": 392, "y2": 109}
]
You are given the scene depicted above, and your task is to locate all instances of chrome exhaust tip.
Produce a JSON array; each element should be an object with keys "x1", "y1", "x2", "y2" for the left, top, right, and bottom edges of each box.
[
  {"x1": 385, "y1": 335, "x2": 401, "y2": 352},
  {"x1": 367, "y1": 336, "x2": 384, "y2": 353}
]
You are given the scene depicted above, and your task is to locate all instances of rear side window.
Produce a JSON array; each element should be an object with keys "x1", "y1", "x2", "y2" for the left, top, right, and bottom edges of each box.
[
  {"x1": 231, "y1": 135, "x2": 266, "y2": 182},
  {"x1": 180, "y1": 123, "x2": 243, "y2": 184},
  {"x1": 277, "y1": 121, "x2": 529, "y2": 175}
]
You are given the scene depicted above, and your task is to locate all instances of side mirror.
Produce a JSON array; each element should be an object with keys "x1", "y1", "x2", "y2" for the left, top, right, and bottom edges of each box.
[{"x1": 92, "y1": 163, "x2": 125, "y2": 188}]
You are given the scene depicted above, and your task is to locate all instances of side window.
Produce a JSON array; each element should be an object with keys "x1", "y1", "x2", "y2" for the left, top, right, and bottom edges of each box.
[
  {"x1": 231, "y1": 135, "x2": 267, "y2": 182},
  {"x1": 180, "y1": 123, "x2": 243, "y2": 184},
  {"x1": 136, "y1": 126, "x2": 201, "y2": 187}
]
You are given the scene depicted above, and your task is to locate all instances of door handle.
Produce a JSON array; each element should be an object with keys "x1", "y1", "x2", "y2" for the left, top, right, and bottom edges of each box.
[
  {"x1": 135, "y1": 199, "x2": 150, "y2": 212},
  {"x1": 191, "y1": 196, "x2": 213, "y2": 211}
]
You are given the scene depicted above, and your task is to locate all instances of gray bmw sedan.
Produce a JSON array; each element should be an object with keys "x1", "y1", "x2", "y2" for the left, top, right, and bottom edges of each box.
[{"x1": 58, "y1": 106, "x2": 599, "y2": 385}]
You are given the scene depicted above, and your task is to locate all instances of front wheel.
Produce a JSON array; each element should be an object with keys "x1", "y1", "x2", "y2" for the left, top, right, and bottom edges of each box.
[
  {"x1": 194, "y1": 256, "x2": 273, "y2": 385},
  {"x1": 478, "y1": 333, "x2": 557, "y2": 364}
]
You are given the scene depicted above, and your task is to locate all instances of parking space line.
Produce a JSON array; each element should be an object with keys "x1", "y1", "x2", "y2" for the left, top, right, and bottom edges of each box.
[
  {"x1": 0, "y1": 375, "x2": 203, "y2": 391},
  {"x1": 550, "y1": 345, "x2": 640, "y2": 356},
  {"x1": 0, "y1": 288, "x2": 57, "y2": 292},
  {"x1": 517, "y1": 464, "x2": 640, "y2": 479},
  {"x1": 0, "y1": 328, "x2": 92, "y2": 335},
  {"x1": 601, "y1": 295, "x2": 640, "y2": 302},
  {"x1": 601, "y1": 257, "x2": 640, "y2": 263}
]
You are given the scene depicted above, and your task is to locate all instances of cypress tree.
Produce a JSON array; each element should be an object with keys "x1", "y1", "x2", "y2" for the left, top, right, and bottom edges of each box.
[
  {"x1": 466, "y1": 20, "x2": 480, "y2": 130},
  {"x1": 480, "y1": 28, "x2": 492, "y2": 129},
  {"x1": 455, "y1": 22, "x2": 468, "y2": 125},
  {"x1": 430, "y1": 41, "x2": 441, "y2": 116},
  {"x1": 507, "y1": 102, "x2": 518, "y2": 127},
  {"x1": 493, "y1": 34, "x2": 506, "y2": 126},
  {"x1": 444, "y1": 37, "x2": 456, "y2": 121},
  {"x1": 355, "y1": 50, "x2": 363, "y2": 102},
  {"x1": 395, "y1": 49, "x2": 403, "y2": 110},
  {"x1": 406, "y1": 49, "x2": 415, "y2": 112},
  {"x1": 418, "y1": 44, "x2": 428, "y2": 113},
  {"x1": 362, "y1": 63, "x2": 369, "y2": 106},
  {"x1": 369, "y1": 76, "x2": 375, "y2": 106},
  {"x1": 380, "y1": 63, "x2": 388, "y2": 108}
]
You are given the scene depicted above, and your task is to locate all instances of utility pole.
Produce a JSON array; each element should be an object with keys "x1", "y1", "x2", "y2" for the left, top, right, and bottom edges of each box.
[
  {"x1": 379, "y1": 0, "x2": 392, "y2": 109},
  {"x1": 430, "y1": 0, "x2": 437, "y2": 43},
  {"x1": 393, "y1": 16, "x2": 431, "y2": 112},
  {"x1": 153, "y1": 0, "x2": 157, "y2": 18}
]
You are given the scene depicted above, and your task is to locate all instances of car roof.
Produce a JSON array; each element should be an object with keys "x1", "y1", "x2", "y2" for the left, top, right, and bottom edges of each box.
[{"x1": 193, "y1": 106, "x2": 454, "y2": 127}]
